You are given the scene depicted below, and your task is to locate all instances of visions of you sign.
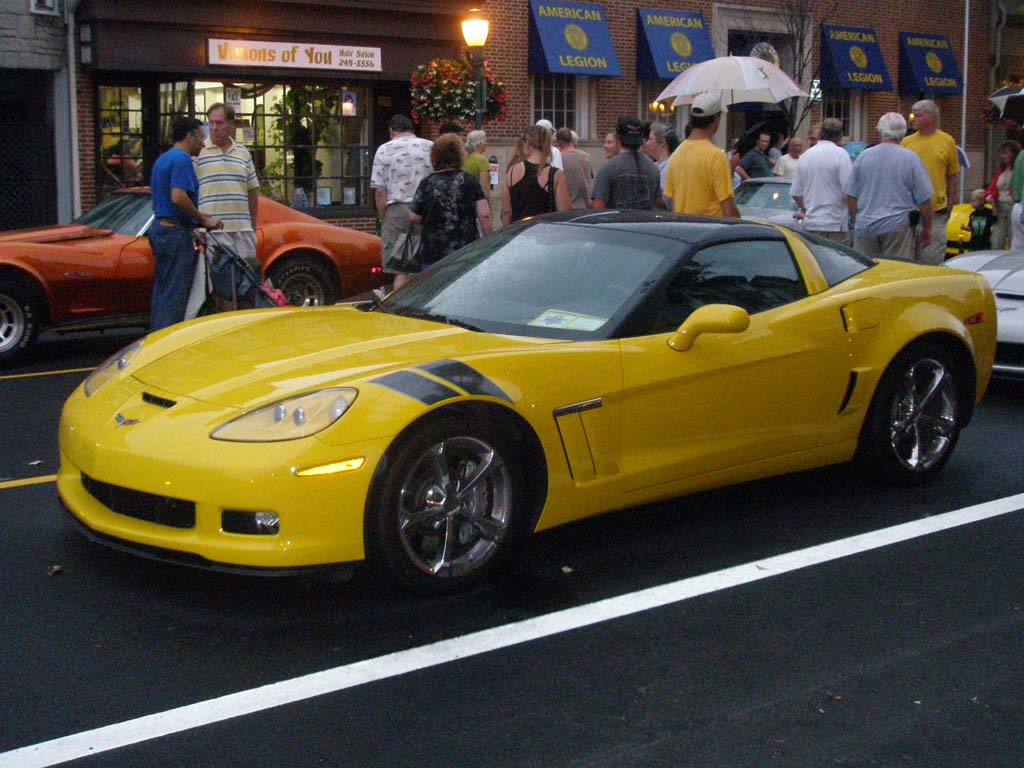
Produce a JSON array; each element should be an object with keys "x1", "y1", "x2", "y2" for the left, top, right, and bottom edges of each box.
[{"x1": 208, "y1": 39, "x2": 382, "y2": 72}]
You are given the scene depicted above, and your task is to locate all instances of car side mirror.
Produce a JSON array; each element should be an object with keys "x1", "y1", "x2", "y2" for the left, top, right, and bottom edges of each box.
[{"x1": 667, "y1": 304, "x2": 750, "y2": 352}]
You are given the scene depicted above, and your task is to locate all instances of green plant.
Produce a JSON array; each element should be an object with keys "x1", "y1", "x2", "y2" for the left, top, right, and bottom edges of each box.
[{"x1": 409, "y1": 58, "x2": 507, "y2": 124}]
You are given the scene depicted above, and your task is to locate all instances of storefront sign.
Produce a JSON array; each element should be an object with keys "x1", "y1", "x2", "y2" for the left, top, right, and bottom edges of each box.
[
  {"x1": 820, "y1": 24, "x2": 892, "y2": 91},
  {"x1": 898, "y1": 32, "x2": 961, "y2": 95},
  {"x1": 528, "y1": 1, "x2": 622, "y2": 77},
  {"x1": 636, "y1": 8, "x2": 713, "y2": 80},
  {"x1": 208, "y1": 39, "x2": 382, "y2": 72}
]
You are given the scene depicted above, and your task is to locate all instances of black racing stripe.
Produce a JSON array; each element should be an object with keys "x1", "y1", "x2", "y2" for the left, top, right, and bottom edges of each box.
[
  {"x1": 418, "y1": 360, "x2": 511, "y2": 402},
  {"x1": 371, "y1": 371, "x2": 460, "y2": 405}
]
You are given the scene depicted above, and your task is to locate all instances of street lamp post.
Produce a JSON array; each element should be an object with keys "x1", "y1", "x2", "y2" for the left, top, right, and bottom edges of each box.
[{"x1": 462, "y1": 9, "x2": 490, "y2": 130}]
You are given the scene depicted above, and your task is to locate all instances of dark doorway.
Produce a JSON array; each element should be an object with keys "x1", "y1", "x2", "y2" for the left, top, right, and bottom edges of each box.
[
  {"x1": 371, "y1": 82, "x2": 415, "y2": 152},
  {"x1": 0, "y1": 70, "x2": 56, "y2": 230}
]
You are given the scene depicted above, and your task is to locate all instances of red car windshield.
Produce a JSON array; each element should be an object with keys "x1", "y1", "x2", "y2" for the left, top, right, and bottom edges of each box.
[{"x1": 75, "y1": 194, "x2": 153, "y2": 236}]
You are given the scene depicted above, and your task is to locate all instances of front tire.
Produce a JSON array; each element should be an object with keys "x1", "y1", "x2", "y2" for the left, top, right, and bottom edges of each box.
[
  {"x1": 856, "y1": 341, "x2": 964, "y2": 485},
  {"x1": 0, "y1": 281, "x2": 42, "y2": 365},
  {"x1": 268, "y1": 257, "x2": 339, "y2": 306},
  {"x1": 372, "y1": 418, "x2": 523, "y2": 595}
]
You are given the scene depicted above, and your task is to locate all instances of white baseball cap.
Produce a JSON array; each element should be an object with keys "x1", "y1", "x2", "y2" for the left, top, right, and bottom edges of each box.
[
  {"x1": 535, "y1": 119, "x2": 555, "y2": 132},
  {"x1": 691, "y1": 92, "x2": 726, "y2": 117}
]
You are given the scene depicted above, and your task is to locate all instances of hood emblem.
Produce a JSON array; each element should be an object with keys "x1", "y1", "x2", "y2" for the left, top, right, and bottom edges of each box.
[{"x1": 115, "y1": 413, "x2": 140, "y2": 428}]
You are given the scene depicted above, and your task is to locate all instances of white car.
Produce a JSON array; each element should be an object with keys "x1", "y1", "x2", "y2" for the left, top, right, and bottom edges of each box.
[
  {"x1": 946, "y1": 250, "x2": 1024, "y2": 378},
  {"x1": 733, "y1": 177, "x2": 806, "y2": 232}
]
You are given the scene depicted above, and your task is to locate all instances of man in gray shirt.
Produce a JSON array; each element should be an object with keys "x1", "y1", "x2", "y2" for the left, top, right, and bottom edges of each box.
[
  {"x1": 847, "y1": 112, "x2": 934, "y2": 261},
  {"x1": 555, "y1": 127, "x2": 593, "y2": 209},
  {"x1": 740, "y1": 131, "x2": 773, "y2": 179},
  {"x1": 590, "y1": 117, "x2": 661, "y2": 210}
]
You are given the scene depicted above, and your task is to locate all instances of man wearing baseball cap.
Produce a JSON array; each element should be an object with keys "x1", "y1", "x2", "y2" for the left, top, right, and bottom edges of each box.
[{"x1": 664, "y1": 93, "x2": 739, "y2": 218}]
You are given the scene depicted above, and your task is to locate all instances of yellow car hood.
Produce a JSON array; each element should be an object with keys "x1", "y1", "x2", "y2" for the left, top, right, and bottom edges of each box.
[{"x1": 132, "y1": 306, "x2": 558, "y2": 407}]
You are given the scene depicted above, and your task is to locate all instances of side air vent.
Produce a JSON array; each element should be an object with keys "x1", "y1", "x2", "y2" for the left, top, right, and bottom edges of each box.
[{"x1": 142, "y1": 392, "x2": 177, "y2": 409}]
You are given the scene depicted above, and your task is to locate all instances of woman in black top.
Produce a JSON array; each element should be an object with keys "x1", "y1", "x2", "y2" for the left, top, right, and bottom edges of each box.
[
  {"x1": 410, "y1": 134, "x2": 493, "y2": 269},
  {"x1": 500, "y1": 124, "x2": 572, "y2": 225}
]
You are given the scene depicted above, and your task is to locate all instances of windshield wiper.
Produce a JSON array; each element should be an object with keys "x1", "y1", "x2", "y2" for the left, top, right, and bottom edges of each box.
[
  {"x1": 395, "y1": 309, "x2": 483, "y2": 332},
  {"x1": 357, "y1": 289, "x2": 392, "y2": 314}
]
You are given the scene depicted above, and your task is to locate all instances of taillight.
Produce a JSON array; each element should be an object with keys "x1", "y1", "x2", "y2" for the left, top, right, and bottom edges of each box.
[{"x1": 964, "y1": 312, "x2": 986, "y2": 326}]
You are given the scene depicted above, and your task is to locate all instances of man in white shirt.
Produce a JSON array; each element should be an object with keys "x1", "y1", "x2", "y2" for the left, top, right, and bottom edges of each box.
[
  {"x1": 790, "y1": 118, "x2": 852, "y2": 243},
  {"x1": 371, "y1": 114, "x2": 433, "y2": 289},
  {"x1": 773, "y1": 136, "x2": 803, "y2": 179}
]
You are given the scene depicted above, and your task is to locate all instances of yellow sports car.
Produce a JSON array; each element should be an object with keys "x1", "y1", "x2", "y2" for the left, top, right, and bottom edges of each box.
[
  {"x1": 946, "y1": 201, "x2": 994, "y2": 256},
  {"x1": 58, "y1": 212, "x2": 997, "y2": 594}
]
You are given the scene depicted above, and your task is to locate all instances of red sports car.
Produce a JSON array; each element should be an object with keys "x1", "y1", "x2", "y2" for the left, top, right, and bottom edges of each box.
[{"x1": 0, "y1": 189, "x2": 384, "y2": 364}]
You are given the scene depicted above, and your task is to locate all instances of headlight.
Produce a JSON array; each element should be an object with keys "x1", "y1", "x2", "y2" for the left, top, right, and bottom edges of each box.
[
  {"x1": 83, "y1": 340, "x2": 144, "y2": 397},
  {"x1": 211, "y1": 388, "x2": 357, "y2": 442}
]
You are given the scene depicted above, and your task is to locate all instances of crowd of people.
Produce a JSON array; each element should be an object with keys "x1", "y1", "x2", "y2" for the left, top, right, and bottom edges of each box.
[{"x1": 146, "y1": 95, "x2": 1010, "y2": 325}]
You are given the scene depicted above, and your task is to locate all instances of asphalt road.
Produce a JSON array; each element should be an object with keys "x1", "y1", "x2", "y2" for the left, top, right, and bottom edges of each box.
[{"x1": 1, "y1": 331, "x2": 1022, "y2": 767}]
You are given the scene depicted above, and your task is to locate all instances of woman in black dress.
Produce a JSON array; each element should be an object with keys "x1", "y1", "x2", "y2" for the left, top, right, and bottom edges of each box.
[{"x1": 500, "y1": 124, "x2": 572, "y2": 225}]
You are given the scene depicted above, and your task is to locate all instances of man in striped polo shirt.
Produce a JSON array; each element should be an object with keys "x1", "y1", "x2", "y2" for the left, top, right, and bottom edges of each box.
[{"x1": 196, "y1": 102, "x2": 260, "y2": 277}]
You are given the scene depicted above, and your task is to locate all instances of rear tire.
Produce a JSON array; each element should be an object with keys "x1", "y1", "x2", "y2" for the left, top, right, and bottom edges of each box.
[
  {"x1": 268, "y1": 257, "x2": 339, "y2": 306},
  {"x1": 855, "y1": 340, "x2": 964, "y2": 485},
  {"x1": 0, "y1": 280, "x2": 42, "y2": 365},
  {"x1": 371, "y1": 417, "x2": 524, "y2": 595}
]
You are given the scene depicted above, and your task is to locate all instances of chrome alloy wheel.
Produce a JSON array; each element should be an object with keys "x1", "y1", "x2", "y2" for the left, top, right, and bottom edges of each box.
[
  {"x1": 887, "y1": 357, "x2": 958, "y2": 472},
  {"x1": 0, "y1": 291, "x2": 27, "y2": 356},
  {"x1": 396, "y1": 436, "x2": 513, "y2": 578}
]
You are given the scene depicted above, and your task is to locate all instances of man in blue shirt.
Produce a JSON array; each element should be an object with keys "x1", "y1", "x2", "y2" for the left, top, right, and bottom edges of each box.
[
  {"x1": 148, "y1": 116, "x2": 222, "y2": 330},
  {"x1": 846, "y1": 112, "x2": 933, "y2": 261}
]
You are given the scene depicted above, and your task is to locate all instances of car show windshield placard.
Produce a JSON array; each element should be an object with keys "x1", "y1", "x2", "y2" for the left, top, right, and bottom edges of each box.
[{"x1": 208, "y1": 39, "x2": 382, "y2": 72}]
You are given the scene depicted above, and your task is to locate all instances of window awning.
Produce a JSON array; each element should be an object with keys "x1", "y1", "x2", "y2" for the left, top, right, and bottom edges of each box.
[
  {"x1": 636, "y1": 8, "x2": 714, "y2": 81},
  {"x1": 528, "y1": 0, "x2": 622, "y2": 77},
  {"x1": 820, "y1": 24, "x2": 892, "y2": 91},
  {"x1": 899, "y1": 32, "x2": 962, "y2": 96}
]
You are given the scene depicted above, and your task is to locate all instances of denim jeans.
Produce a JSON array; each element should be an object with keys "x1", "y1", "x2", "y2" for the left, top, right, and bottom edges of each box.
[{"x1": 148, "y1": 224, "x2": 198, "y2": 331}]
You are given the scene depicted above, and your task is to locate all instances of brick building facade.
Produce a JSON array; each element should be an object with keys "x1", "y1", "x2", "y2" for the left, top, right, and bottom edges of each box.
[{"x1": 2, "y1": 1, "x2": 1015, "y2": 231}]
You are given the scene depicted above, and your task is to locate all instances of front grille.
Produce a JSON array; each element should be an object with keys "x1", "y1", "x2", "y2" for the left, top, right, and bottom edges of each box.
[
  {"x1": 996, "y1": 341, "x2": 1024, "y2": 367},
  {"x1": 81, "y1": 473, "x2": 195, "y2": 529}
]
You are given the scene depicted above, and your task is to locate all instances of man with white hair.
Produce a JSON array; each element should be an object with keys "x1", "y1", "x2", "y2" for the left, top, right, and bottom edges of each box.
[
  {"x1": 847, "y1": 112, "x2": 934, "y2": 261},
  {"x1": 535, "y1": 119, "x2": 564, "y2": 170},
  {"x1": 901, "y1": 99, "x2": 960, "y2": 264}
]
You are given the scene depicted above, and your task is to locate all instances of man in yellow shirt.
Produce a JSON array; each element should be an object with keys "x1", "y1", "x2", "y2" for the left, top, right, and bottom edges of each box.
[
  {"x1": 901, "y1": 99, "x2": 960, "y2": 265},
  {"x1": 664, "y1": 93, "x2": 740, "y2": 218}
]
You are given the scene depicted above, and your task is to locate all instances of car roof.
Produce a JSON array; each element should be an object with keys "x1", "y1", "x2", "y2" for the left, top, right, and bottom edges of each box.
[{"x1": 527, "y1": 210, "x2": 785, "y2": 246}]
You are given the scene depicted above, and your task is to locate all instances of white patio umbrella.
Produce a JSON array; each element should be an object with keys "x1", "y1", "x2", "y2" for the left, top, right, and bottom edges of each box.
[{"x1": 656, "y1": 56, "x2": 808, "y2": 108}]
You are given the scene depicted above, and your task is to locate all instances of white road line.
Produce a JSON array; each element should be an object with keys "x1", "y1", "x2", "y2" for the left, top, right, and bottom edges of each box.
[{"x1": 4, "y1": 492, "x2": 1023, "y2": 768}]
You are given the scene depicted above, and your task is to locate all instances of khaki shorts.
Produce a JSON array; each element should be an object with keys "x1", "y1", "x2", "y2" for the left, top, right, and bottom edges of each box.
[{"x1": 380, "y1": 203, "x2": 421, "y2": 274}]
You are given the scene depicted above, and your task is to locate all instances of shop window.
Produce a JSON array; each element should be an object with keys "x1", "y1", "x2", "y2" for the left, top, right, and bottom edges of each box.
[
  {"x1": 193, "y1": 81, "x2": 371, "y2": 210},
  {"x1": 533, "y1": 75, "x2": 595, "y2": 138},
  {"x1": 821, "y1": 90, "x2": 850, "y2": 137},
  {"x1": 158, "y1": 81, "x2": 191, "y2": 147},
  {"x1": 97, "y1": 85, "x2": 144, "y2": 198},
  {"x1": 640, "y1": 80, "x2": 681, "y2": 128},
  {"x1": 821, "y1": 90, "x2": 865, "y2": 141},
  {"x1": 534, "y1": 74, "x2": 576, "y2": 133}
]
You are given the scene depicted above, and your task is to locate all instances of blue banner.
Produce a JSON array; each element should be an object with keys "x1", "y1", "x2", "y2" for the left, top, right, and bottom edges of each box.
[
  {"x1": 821, "y1": 25, "x2": 892, "y2": 91},
  {"x1": 529, "y1": 0, "x2": 622, "y2": 77},
  {"x1": 899, "y1": 32, "x2": 962, "y2": 96},
  {"x1": 636, "y1": 8, "x2": 714, "y2": 81}
]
